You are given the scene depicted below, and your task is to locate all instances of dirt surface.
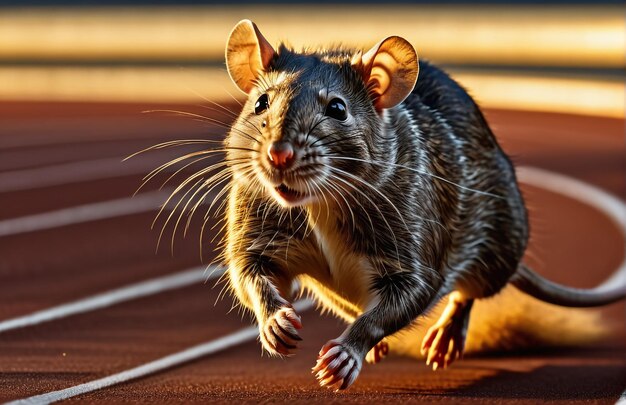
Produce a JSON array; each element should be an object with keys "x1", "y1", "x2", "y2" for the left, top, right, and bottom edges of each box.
[{"x1": 0, "y1": 102, "x2": 624, "y2": 403}]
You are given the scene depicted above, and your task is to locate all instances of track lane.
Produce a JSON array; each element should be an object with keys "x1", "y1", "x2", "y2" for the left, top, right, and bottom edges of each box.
[
  {"x1": 0, "y1": 149, "x2": 208, "y2": 193},
  {"x1": 0, "y1": 273, "x2": 264, "y2": 401},
  {"x1": 0, "y1": 190, "x2": 171, "y2": 237},
  {"x1": 0, "y1": 148, "x2": 222, "y2": 220},
  {"x1": 0, "y1": 176, "x2": 165, "y2": 221},
  {"x1": 0, "y1": 102, "x2": 231, "y2": 149},
  {"x1": 72, "y1": 322, "x2": 624, "y2": 404},
  {"x1": 486, "y1": 109, "x2": 625, "y2": 197},
  {"x1": 64, "y1": 169, "x2": 626, "y2": 403},
  {"x1": 2, "y1": 166, "x2": 623, "y2": 403},
  {"x1": 0, "y1": 266, "x2": 221, "y2": 334},
  {"x1": 0, "y1": 138, "x2": 191, "y2": 172},
  {"x1": 0, "y1": 211, "x2": 209, "y2": 319},
  {"x1": 0, "y1": 103, "x2": 623, "y2": 403},
  {"x1": 8, "y1": 300, "x2": 312, "y2": 404}
]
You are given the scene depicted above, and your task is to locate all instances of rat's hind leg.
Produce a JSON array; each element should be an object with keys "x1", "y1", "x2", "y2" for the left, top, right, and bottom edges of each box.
[
  {"x1": 365, "y1": 338, "x2": 389, "y2": 364},
  {"x1": 421, "y1": 291, "x2": 473, "y2": 370}
]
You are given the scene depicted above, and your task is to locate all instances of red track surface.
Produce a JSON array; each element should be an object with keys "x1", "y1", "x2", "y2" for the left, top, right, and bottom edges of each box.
[{"x1": 0, "y1": 102, "x2": 624, "y2": 403}]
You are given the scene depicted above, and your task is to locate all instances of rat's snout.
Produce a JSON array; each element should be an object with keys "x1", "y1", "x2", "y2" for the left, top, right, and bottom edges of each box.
[{"x1": 267, "y1": 141, "x2": 295, "y2": 170}]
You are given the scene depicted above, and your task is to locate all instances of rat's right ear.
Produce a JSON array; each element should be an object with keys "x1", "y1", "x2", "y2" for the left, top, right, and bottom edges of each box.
[{"x1": 226, "y1": 20, "x2": 275, "y2": 93}]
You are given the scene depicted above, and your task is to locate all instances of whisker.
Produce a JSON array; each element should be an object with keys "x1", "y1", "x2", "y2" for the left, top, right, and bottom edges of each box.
[
  {"x1": 305, "y1": 116, "x2": 330, "y2": 144},
  {"x1": 144, "y1": 109, "x2": 261, "y2": 144},
  {"x1": 327, "y1": 166, "x2": 441, "y2": 277},
  {"x1": 220, "y1": 86, "x2": 245, "y2": 107},
  {"x1": 156, "y1": 177, "x2": 205, "y2": 253},
  {"x1": 198, "y1": 103, "x2": 263, "y2": 137},
  {"x1": 327, "y1": 155, "x2": 504, "y2": 199},
  {"x1": 326, "y1": 175, "x2": 378, "y2": 252},
  {"x1": 183, "y1": 170, "x2": 236, "y2": 238},
  {"x1": 169, "y1": 175, "x2": 221, "y2": 255},
  {"x1": 324, "y1": 176, "x2": 357, "y2": 232},
  {"x1": 135, "y1": 149, "x2": 225, "y2": 195},
  {"x1": 146, "y1": 157, "x2": 241, "y2": 197},
  {"x1": 203, "y1": 168, "x2": 247, "y2": 223},
  {"x1": 319, "y1": 179, "x2": 349, "y2": 230},
  {"x1": 305, "y1": 186, "x2": 324, "y2": 240},
  {"x1": 287, "y1": 205, "x2": 307, "y2": 240},
  {"x1": 323, "y1": 163, "x2": 412, "y2": 234},
  {"x1": 172, "y1": 174, "x2": 222, "y2": 245},
  {"x1": 315, "y1": 134, "x2": 362, "y2": 149},
  {"x1": 309, "y1": 132, "x2": 338, "y2": 148},
  {"x1": 157, "y1": 154, "x2": 220, "y2": 192},
  {"x1": 123, "y1": 139, "x2": 223, "y2": 161},
  {"x1": 156, "y1": 153, "x2": 247, "y2": 188},
  {"x1": 321, "y1": 167, "x2": 402, "y2": 273},
  {"x1": 152, "y1": 160, "x2": 235, "y2": 232}
]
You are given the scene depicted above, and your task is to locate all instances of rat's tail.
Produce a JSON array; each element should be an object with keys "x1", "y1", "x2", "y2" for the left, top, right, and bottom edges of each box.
[{"x1": 510, "y1": 263, "x2": 626, "y2": 307}]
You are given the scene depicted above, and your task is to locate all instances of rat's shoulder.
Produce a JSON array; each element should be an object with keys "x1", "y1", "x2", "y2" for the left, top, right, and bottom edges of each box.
[
  {"x1": 410, "y1": 60, "x2": 477, "y2": 114},
  {"x1": 404, "y1": 60, "x2": 493, "y2": 143}
]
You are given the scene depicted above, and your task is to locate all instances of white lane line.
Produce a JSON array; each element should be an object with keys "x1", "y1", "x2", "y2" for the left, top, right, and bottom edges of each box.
[
  {"x1": 7, "y1": 299, "x2": 313, "y2": 405},
  {"x1": 0, "y1": 190, "x2": 169, "y2": 237},
  {"x1": 0, "y1": 156, "x2": 148, "y2": 193},
  {"x1": 517, "y1": 165, "x2": 626, "y2": 288},
  {"x1": 0, "y1": 265, "x2": 224, "y2": 334},
  {"x1": 0, "y1": 146, "x2": 204, "y2": 192}
]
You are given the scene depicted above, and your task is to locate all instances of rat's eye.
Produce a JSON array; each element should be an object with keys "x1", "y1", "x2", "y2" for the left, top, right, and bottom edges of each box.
[
  {"x1": 325, "y1": 98, "x2": 347, "y2": 121},
  {"x1": 254, "y1": 93, "x2": 270, "y2": 115}
]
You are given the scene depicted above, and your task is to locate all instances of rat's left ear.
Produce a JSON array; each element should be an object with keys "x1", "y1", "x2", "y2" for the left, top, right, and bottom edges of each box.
[
  {"x1": 351, "y1": 36, "x2": 418, "y2": 111},
  {"x1": 226, "y1": 20, "x2": 275, "y2": 93}
]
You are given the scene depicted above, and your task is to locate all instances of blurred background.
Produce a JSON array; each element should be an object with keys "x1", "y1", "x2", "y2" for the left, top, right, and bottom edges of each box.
[
  {"x1": 0, "y1": 1, "x2": 624, "y2": 402},
  {"x1": 0, "y1": 0, "x2": 623, "y2": 116}
]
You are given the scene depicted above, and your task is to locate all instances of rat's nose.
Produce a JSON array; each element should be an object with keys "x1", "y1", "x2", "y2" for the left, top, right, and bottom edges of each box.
[{"x1": 267, "y1": 141, "x2": 295, "y2": 169}]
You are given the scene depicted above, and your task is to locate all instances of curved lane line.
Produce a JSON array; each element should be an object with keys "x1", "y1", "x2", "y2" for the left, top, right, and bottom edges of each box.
[
  {"x1": 0, "y1": 190, "x2": 170, "y2": 237},
  {"x1": 0, "y1": 265, "x2": 224, "y2": 334},
  {"x1": 6, "y1": 166, "x2": 626, "y2": 403},
  {"x1": 516, "y1": 166, "x2": 626, "y2": 288}
]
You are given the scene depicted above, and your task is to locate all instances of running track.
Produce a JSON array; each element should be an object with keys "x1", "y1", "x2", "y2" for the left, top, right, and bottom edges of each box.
[{"x1": 0, "y1": 102, "x2": 624, "y2": 403}]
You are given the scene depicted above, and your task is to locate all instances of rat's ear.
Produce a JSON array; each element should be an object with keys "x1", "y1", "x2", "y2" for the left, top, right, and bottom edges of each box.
[
  {"x1": 351, "y1": 36, "x2": 418, "y2": 110},
  {"x1": 226, "y1": 20, "x2": 275, "y2": 93}
]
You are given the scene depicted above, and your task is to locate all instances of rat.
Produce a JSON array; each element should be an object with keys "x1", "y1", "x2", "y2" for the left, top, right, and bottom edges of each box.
[{"x1": 217, "y1": 19, "x2": 626, "y2": 391}]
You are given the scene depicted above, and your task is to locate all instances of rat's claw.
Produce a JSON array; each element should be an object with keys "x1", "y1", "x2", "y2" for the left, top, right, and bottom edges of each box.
[
  {"x1": 421, "y1": 292, "x2": 472, "y2": 370},
  {"x1": 424, "y1": 323, "x2": 451, "y2": 370},
  {"x1": 316, "y1": 351, "x2": 349, "y2": 381},
  {"x1": 313, "y1": 339, "x2": 362, "y2": 391},
  {"x1": 259, "y1": 306, "x2": 302, "y2": 356}
]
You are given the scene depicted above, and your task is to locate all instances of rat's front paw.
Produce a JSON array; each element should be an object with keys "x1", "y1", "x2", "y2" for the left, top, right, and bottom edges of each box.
[
  {"x1": 312, "y1": 339, "x2": 362, "y2": 391},
  {"x1": 259, "y1": 306, "x2": 302, "y2": 357}
]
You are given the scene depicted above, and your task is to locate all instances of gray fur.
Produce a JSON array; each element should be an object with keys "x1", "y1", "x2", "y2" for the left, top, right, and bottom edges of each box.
[
  {"x1": 224, "y1": 45, "x2": 526, "y2": 353},
  {"x1": 219, "y1": 43, "x2": 624, "y2": 388}
]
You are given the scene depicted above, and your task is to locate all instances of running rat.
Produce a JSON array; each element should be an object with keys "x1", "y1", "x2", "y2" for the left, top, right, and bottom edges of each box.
[{"x1": 220, "y1": 19, "x2": 626, "y2": 391}]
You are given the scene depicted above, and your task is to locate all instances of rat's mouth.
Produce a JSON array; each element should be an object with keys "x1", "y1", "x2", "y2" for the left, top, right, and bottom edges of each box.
[{"x1": 274, "y1": 183, "x2": 306, "y2": 203}]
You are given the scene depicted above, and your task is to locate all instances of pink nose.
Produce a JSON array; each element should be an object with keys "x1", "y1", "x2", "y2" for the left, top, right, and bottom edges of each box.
[{"x1": 267, "y1": 141, "x2": 295, "y2": 169}]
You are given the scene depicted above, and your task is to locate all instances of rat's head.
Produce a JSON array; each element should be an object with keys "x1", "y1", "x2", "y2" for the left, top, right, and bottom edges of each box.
[{"x1": 225, "y1": 20, "x2": 418, "y2": 208}]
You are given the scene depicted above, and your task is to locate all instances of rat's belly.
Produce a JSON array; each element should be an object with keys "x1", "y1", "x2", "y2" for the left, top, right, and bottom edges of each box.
[{"x1": 312, "y1": 228, "x2": 377, "y2": 310}]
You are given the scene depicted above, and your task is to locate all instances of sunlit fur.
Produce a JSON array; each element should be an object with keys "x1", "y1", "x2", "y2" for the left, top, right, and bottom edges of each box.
[
  {"x1": 130, "y1": 41, "x2": 621, "y2": 386},
  {"x1": 222, "y1": 42, "x2": 529, "y2": 364}
]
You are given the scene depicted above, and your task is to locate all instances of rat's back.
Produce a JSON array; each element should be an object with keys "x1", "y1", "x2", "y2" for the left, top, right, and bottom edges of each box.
[{"x1": 399, "y1": 59, "x2": 530, "y2": 298}]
